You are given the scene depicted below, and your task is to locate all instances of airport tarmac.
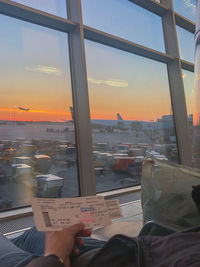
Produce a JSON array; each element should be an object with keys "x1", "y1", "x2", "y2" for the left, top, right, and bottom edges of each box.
[{"x1": 0, "y1": 122, "x2": 171, "y2": 211}]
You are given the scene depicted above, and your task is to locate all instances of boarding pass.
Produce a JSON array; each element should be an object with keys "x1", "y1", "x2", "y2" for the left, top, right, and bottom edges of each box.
[{"x1": 31, "y1": 196, "x2": 123, "y2": 231}]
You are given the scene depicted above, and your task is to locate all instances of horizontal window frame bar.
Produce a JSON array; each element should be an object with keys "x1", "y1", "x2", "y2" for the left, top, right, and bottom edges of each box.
[
  {"x1": 175, "y1": 13, "x2": 195, "y2": 34},
  {"x1": 129, "y1": 0, "x2": 195, "y2": 35},
  {"x1": 0, "y1": 207, "x2": 32, "y2": 222},
  {"x1": 181, "y1": 60, "x2": 194, "y2": 72},
  {"x1": 84, "y1": 25, "x2": 175, "y2": 64},
  {"x1": 128, "y1": 0, "x2": 169, "y2": 16},
  {"x1": 0, "y1": 187, "x2": 141, "y2": 221},
  {"x1": 0, "y1": 0, "x2": 76, "y2": 33},
  {"x1": 97, "y1": 186, "x2": 141, "y2": 199}
]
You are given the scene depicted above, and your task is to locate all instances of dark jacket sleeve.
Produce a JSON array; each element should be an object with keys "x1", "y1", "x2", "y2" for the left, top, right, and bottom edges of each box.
[{"x1": 26, "y1": 256, "x2": 65, "y2": 267}]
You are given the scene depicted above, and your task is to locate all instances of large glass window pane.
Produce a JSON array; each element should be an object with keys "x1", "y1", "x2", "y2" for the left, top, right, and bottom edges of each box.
[
  {"x1": 85, "y1": 40, "x2": 179, "y2": 193},
  {"x1": 176, "y1": 26, "x2": 195, "y2": 63},
  {"x1": 193, "y1": 38, "x2": 200, "y2": 167},
  {"x1": 82, "y1": 0, "x2": 165, "y2": 52},
  {"x1": 182, "y1": 69, "x2": 194, "y2": 138},
  {"x1": 173, "y1": 0, "x2": 196, "y2": 22},
  {"x1": 11, "y1": 0, "x2": 67, "y2": 18},
  {"x1": 0, "y1": 15, "x2": 78, "y2": 211}
]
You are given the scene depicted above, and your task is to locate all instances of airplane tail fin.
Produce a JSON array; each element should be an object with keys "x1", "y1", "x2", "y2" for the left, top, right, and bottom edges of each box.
[
  {"x1": 70, "y1": 106, "x2": 74, "y2": 121},
  {"x1": 117, "y1": 113, "x2": 123, "y2": 121}
]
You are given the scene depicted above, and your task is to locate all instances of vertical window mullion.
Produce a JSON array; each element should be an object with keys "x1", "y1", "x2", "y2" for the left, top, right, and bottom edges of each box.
[
  {"x1": 67, "y1": 0, "x2": 96, "y2": 196},
  {"x1": 160, "y1": 0, "x2": 192, "y2": 166}
]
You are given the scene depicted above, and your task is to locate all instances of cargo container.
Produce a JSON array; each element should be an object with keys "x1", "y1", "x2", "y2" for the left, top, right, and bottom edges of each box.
[
  {"x1": 117, "y1": 144, "x2": 129, "y2": 151},
  {"x1": 20, "y1": 144, "x2": 36, "y2": 155},
  {"x1": 34, "y1": 155, "x2": 51, "y2": 173},
  {"x1": 35, "y1": 174, "x2": 64, "y2": 197},
  {"x1": 93, "y1": 152, "x2": 113, "y2": 169},
  {"x1": 112, "y1": 153, "x2": 129, "y2": 158},
  {"x1": 58, "y1": 145, "x2": 68, "y2": 151},
  {"x1": 128, "y1": 148, "x2": 145, "y2": 157},
  {"x1": 95, "y1": 143, "x2": 109, "y2": 150},
  {"x1": 11, "y1": 164, "x2": 32, "y2": 182},
  {"x1": 93, "y1": 155, "x2": 106, "y2": 168},
  {"x1": 117, "y1": 150, "x2": 129, "y2": 155},
  {"x1": 127, "y1": 156, "x2": 144, "y2": 176},
  {"x1": 121, "y1": 143, "x2": 133, "y2": 149},
  {"x1": 13, "y1": 156, "x2": 32, "y2": 165},
  {"x1": 113, "y1": 156, "x2": 143, "y2": 177},
  {"x1": 113, "y1": 157, "x2": 135, "y2": 171},
  {"x1": 2, "y1": 148, "x2": 16, "y2": 164}
]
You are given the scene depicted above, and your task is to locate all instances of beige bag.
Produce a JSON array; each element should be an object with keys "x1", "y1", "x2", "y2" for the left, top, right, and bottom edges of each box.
[{"x1": 141, "y1": 158, "x2": 200, "y2": 228}]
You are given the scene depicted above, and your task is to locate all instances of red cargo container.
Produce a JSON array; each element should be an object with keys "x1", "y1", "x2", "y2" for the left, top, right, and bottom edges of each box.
[{"x1": 113, "y1": 157, "x2": 135, "y2": 171}]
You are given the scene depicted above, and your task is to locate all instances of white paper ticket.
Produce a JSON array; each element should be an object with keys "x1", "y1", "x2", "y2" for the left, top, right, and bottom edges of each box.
[
  {"x1": 105, "y1": 199, "x2": 123, "y2": 220},
  {"x1": 31, "y1": 196, "x2": 123, "y2": 231}
]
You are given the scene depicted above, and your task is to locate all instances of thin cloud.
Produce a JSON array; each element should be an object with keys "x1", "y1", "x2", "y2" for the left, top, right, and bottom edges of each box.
[
  {"x1": 26, "y1": 65, "x2": 62, "y2": 76},
  {"x1": 184, "y1": 0, "x2": 196, "y2": 10},
  {"x1": 88, "y1": 77, "x2": 128, "y2": 87}
]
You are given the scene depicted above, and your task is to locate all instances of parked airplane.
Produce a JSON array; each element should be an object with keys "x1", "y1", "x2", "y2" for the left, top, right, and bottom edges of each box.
[{"x1": 69, "y1": 106, "x2": 139, "y2": 129}]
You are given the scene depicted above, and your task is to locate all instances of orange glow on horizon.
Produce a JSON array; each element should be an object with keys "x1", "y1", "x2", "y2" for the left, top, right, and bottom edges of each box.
[
  {"x1": 0, "y1": 107, "x2": 69, "y2": 122},
  {"x1": 0, "y1": 107, "x2": 170, "y2": 122},
  {"x1": 194, "y1": 113, "x2": 200, "y2": 126}
]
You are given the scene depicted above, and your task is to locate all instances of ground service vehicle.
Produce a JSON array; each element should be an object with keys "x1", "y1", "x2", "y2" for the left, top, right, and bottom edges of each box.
[{"x1": 35, "y1": 174, "x2": 64, "y2": 198}]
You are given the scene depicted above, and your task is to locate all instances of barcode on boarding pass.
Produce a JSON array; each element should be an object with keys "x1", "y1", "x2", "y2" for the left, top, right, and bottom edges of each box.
[{"x1": 42, "y1": 212, "x2": 52, "y2": 227}]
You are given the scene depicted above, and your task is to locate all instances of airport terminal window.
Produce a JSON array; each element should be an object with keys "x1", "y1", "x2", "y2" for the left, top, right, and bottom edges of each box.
[
  {"x1": 182, "y1": 69, "x2": 194, "y2": 139},
  {"x1": 193, "y1": 38, "x2": 200, "y2": 168},
  {"x1": 10, "y1": 0, "x2": 67, "y2": 18},
  {"x1": 176, "y1": 26, "x2": 195, "y2": 63},
  {"x1": 173, "y1": 0, "x2": 196, "y2": 23},
  {"x1": 0, "y1": 0, "x2": 196, "y2": 208},
  {"x1": 81, "y1": 0, "x2": 165, "y2": 52},
  {"x1": 84, "y1": 40, "x2": 179, "y2": 193},
  {"x1": 0, "y1": 14, "x2": 79, "y2": 211}
]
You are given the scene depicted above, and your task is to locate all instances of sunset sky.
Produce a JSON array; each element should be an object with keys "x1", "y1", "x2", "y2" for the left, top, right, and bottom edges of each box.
[
  {"x1": 0, "y1": 0, "x2": 195, "y2": 122},
  {"x1": 0, "y1": 14, "x2": 72, "y2": 122}
]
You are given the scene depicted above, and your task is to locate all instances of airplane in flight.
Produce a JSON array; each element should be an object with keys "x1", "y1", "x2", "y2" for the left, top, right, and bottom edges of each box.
[{"x1": 18, "y1": 107, "x2": 30, "y2": 111}]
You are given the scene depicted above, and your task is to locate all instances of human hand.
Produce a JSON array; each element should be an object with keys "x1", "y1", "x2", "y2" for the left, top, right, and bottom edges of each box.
[{"x1": 44, "y1": 223, "x2": 91, "y2": 267}]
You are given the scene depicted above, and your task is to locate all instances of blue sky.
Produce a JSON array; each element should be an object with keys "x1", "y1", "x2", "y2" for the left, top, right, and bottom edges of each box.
[
  {"x1": 173, "y1": 0, "x2": 196, "y2": 22},
  {"x1": 0, "y1": 0, "x2": 196, "y2": 121}
]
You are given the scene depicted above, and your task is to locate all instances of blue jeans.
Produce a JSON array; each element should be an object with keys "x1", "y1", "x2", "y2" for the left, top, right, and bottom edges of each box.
[{"x1": 0, "y1": 227, "x2": 105, "y2": 267}]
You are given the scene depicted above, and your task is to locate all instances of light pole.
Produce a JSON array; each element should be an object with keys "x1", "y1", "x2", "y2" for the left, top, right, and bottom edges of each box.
[{"x1": 13, "y1": 105, "x2": 16, "y2": 124}]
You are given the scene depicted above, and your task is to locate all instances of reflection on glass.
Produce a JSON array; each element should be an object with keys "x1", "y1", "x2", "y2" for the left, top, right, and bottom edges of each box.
[
  {"x1": 176, "y1": 26, "x2": 195, "y2": 63},
  {"x1": 193, "y1": 36, "x2": 200, "y2": 167},
  {"x1": 82, "y1": 0, "x2": 165, "y2": 52},
  {"x1": 182, "y1": 69, "x2": 194, "y2": 138},
  {"x1": 0, "y1": 14, "x2": 78, "y2": 211},
  {"x1": 85, "y1": 40, "x2": 179, "y2": 193},
  {"x1": 11, "y1": 0, "x2": 67, "y2": 18},
  {"x1": 173, "y1": 0, "x2": 196, "y2": 22}
]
